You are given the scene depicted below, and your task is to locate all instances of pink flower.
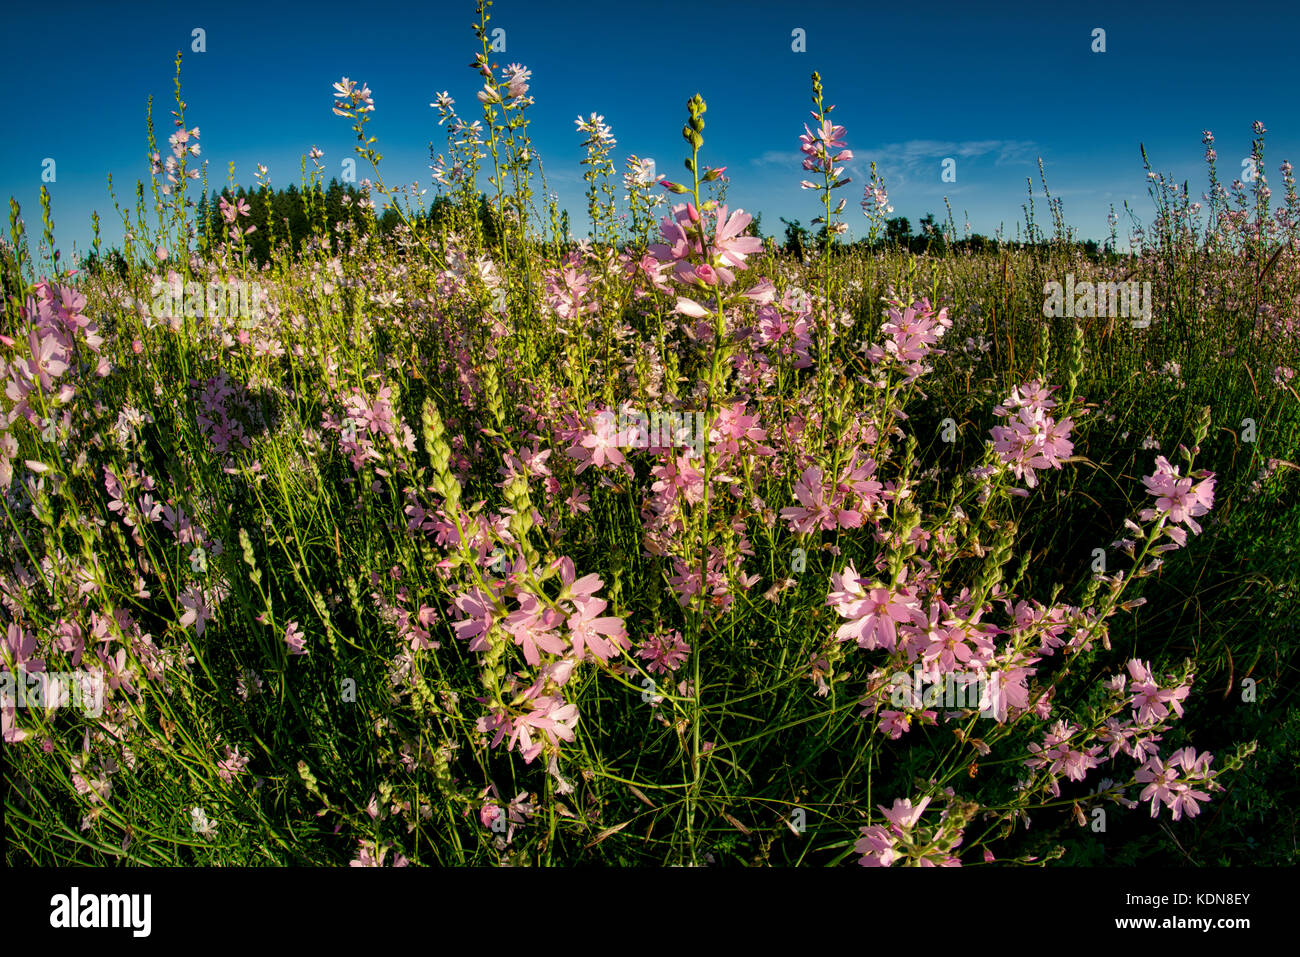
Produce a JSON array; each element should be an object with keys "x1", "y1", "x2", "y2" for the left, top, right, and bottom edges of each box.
[
  {"x1": 2, "y1": 622, "x2": 44, "y2": 674},
  {"x1": 218, "y1": 195, "x2": 252, "y2": 223},
  {"x1": 216, "y1": 745, "x2": 249, "y2": 782},
  {"x1": 566, "y1": 597, "x2": 629, "y2": 663},
  {"x1": 350, "y1": 840, "x2": 406, "y2": 866},
  {"x1": 510, "y1": 696, "x2": 580, "y2": 763},
  {"x1": 1025, "y1": 721, "x2": 1103, "y2": 786},
  {"x1": 636, "y1": 630, "x2": 691, "y2": 674},
  {"x1": 1135, "y1": 756, "x2": 1180, "y2": 818},
  {"x1": 781, "y1": 462, "x2": 861, "y2": 532},
  {"x1": 1140, "y1": 456, "x2": 1215, "y2": 535},
  {"x1": 799, "y1": 117, "x2": 850, "y2": 177},
  {"x1": 452, "y1": 586, "x2": 500, "y2": 652},
  {"x1": 179, "y1": 585, "x2": 214, "y2": 637},
  {"x1": 553, "y1": 556, "x2": 604, "y2": 603},
  {"x1": 989, "y1": 381, "x2": 1075, "y2": 488},
  {"x1": 710, "y1": 402, "x2": 774, "y2": 460},
  {"x1": 504, "y1": 593, "x2": 567, "y2": 666},
  {"x1": 2, "y1": 698, "x2": 27, "y2": 743},
  {"x1": 674, "y1": 296, "x2": 712, "y2": 319},
  {"x1": 332, "y1": 77, "x2": 374, "y2": 116},
  {"x1": 650, "y1": 454, "x2": 706, "y2": 506},
  {"x1": 877, "y1": 710, "x2": 913, "y2": 738},
  {"x1": 918, "y1": 604, "x2": 994, "y2": 673},
  {"x1": 710, "y1": 206, "x2": 763, "y2": 271},
  {"x1": 503, "y1": 63, "x2": 531, "y2": 99},
  {"x1": 566, "y1": 410, "x2": 626, "y2": 475},
  {"x1": 1125, "y1": 658, "x2": 1188, "y2": 725},
  {"x1": 828, "y1": 572, "x2": 918, "y2": 651},
  {"x1": 865, "y1": 299, "x2": 952, "y2": 385},
  {"x1": 648, "y1": 203, "x2": 760, "y2": 288},
  {"x1": 855, "y1": 825, "x2": 897, "y2": 866},
  {"x1": 827, "y1": 562, "x2": 870, "y2": 613},
  {"x1": 284, "y1": 620, "x2": 307, "y2": 656},
  {"x1": 880, "y1": 795, "x2": 931, "y2": 831},
  {"x1": 1162, "y1": 747, "x2": 1215, "y2": 820},
  {"x1": 780, "y1": 466, "x2": 834, "y2": 534}
]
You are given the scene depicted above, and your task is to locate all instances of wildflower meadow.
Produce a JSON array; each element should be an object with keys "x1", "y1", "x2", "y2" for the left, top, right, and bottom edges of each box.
[{"x1": 2, "y1": 1, "x2": 1297, "y2": 889}]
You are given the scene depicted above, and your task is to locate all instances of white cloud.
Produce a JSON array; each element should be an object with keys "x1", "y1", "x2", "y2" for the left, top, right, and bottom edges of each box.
[
  {"x1": 752, "y1": 149, "x2": 804, "y2": 167},
  {"x1": 848, "y1": 138, "x2": 1038, "y2": 184}
]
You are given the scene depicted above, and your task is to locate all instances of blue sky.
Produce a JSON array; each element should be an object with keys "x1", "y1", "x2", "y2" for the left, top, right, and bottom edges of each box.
[{"x1": 3, "y1": 0, "x2": 1298, "y2": 262}]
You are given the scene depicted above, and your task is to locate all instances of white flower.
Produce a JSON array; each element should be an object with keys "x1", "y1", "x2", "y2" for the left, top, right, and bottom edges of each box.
[{"x1": 190, "y1": 806, "x2": 217, "y2": 839}]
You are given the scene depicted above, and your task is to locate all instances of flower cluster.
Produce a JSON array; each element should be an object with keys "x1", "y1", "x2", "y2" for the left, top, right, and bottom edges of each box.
[
  {"x1": 863, "y1": 297, "x2": 952, "y2": 386},
  {"x1": 218, "y1": 195, "x2": 255, "y2": 241},
  {"x1": 149, "y1": 119, "x2": 201, "y2": 196},
  {"x1": 331, "y1": 77, "x2": 374, "y2": 117},
  {"x1": 1136, "y1": 747, "x2": 1219, "y2": 821},
  {"x1": 989, "y1": 380, "x2": 1075, "y2": 489},
  {"x1": 2, "y1": 282, "x2": 107, "y2": 428},
  {"x1": 856, "y1": 795, "x2": 971, "y2": 867},
  {"x1": 323, "y1": 384, "x2": 417, "y2": 472},
  {"x1": 649, "y1": 202, "x2": 764, "y2": 292},
  {"x1": 447, "y1": 556, "x2": 628, "y2": 764},
  {"x1": 1139, "y1": 455, "x2": 1216, "y2": 543},
  {"x1": 636, "y1": 630, "x2": 692, "y2": 675}
]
